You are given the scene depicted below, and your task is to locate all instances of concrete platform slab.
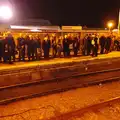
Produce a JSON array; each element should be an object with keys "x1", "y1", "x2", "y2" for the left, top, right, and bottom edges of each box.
[
  {"x1": 0, "y1": 52, "x2": 120, "y2": 87},
  {"x1": 0, "y1": 51, "x2": 119, "y2": 71}
]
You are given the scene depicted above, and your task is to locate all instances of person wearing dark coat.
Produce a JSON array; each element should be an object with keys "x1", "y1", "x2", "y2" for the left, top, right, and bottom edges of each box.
[
  {"x1": 92, "y1": 35, "x2": 98, "y2": 57},
  {"x1": 114, "y1": 37, "x2": 120, "y2": 51},
  {"x1": 83, "y1": 35, "x2": 88, "y2": 56},
  {"x1": 51, "y1": 36, "x2": 57, "y2": 58},
  {"x1": 47, "y1": 37, "x2": 51, "y2": 58},
  {"x1": 42, "y1": 37, "x2": 51, "y2": 59},
  {"x1": 63, "y1": 35, "x2": 69, "y2": 57},
  {"x1": 32, "y1": 37, "x2": 38, "y2": 60},
  {"x1": 36, "y1": 36, "x2": 41, "y2": 59},
  {"x1": 99, "y1": 35, "x2": 106, "y2": 54},
  {"x1": 105, "y1": 36, "x2": 112, "y2": 53},
  {"x1": 73, "y1": 37, "x2": 79, "y2": 56},
  {"x1": 27, "y1": 36, "x2": 36, "y2": 61},
  {"x1": 87, "y1": 35, "x2": 92, "y2": 55},
  {"x1": 25, "y1": 36, "x2": 32, "y2": 61},
  {"x1": 5, "y1": 34, "x2": 16, "y2": 64},
  {"x1": 17, "y1": 35, "x2": 25, "y2": 61},
  {"x1": 57, "y1": 38, "x2": 62, "y2": 58},
  {"x1": 67, "y1": 36, "x2": 71, "y2": 56}
]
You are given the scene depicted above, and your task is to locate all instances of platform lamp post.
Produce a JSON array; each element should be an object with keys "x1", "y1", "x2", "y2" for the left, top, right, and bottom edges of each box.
[{"x1": 107, "y1": 22, "x2": 114, "y2": 33}]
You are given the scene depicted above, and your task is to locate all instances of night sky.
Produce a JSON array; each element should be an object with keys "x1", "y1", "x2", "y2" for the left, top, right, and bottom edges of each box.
[{"x1": 3, "y1": 0, "x2": 120, "y2": 27}]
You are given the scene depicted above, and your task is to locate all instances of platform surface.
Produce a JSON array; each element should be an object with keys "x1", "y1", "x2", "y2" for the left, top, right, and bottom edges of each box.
[{"x1": 0, "y1": 51, "x2": 120, "y2": 71}]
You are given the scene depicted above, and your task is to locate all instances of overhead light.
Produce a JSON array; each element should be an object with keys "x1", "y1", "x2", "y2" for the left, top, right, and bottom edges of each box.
[
  {"x1": 10, "y1": 25, "x2": 39, "y2": 30},
  {"x1": 10, "y1": 25, "x2": 29, "y2": 29},
  {"x1": 30, "y1": 29, "x2": 41, "y2": 32},
  {"x1": 0, "y1": 6, "x2": 13, "y2": 19}
]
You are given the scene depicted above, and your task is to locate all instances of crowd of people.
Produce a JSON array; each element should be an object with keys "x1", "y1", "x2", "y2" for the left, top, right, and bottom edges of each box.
[
  {"x1": 0, "y1": 32, "x2": 119, "y2": 64},
  {"x1": 83, "y1": 34, "x2": 120, "y2": 57}
]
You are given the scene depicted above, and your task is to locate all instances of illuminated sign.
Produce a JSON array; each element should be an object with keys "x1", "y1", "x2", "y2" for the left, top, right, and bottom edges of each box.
[{"x1": 62, "y1": 26, "x2": 82, "y2": 30}]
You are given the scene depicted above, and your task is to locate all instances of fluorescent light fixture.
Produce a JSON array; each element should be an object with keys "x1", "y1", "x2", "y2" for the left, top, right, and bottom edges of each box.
[
  {"x1": 10, "y1": 25, "x2": 29, "y2": 29},
  {"x1": 10, "y1": 25, "x2": 60, "y2": 31},
  {"x1": 10, "y1": 25, "x2": 39, "y2": 30},
  {"x1": 30, "y1": 29, "x2": 40, "y2": 32}
]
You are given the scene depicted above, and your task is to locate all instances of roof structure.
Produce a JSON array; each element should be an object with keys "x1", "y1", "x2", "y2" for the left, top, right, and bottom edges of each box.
[{"x1": 11, "y1": 19, "x2": 51, "y2": 26}]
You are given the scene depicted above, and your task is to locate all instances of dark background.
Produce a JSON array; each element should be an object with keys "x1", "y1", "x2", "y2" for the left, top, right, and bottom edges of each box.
[{"x1": 6, "y1": 0, "x2": 120, "y2": 27}]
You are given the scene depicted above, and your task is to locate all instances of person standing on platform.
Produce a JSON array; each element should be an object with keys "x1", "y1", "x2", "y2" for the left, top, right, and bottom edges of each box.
[
  {"x1": 91, "y1": 35, "x2": 95, "y2": 57},
  {"x1": 26, "y1": 35, "x2": 32, "y2": 61},
  {"x1": 93, "y1": 35, "x2": 99, "y2": 57},
  {"x1": 105, "y1": 35, "x2": 112, "y2": 54},
  {"x1": 77, "y1": 35, "x2": 81, "y2": 55},
  {"x1": 87, "y1": 34, "x2": 92, "y2": 55},
  {"x1": 17, "y1": 34, "x2": 25, "y2": 61},
  {"x1": 42, "y1": 36, "x2": 51, "y2": 59},
  {"x1": 67, "y1": 35, "x2": 71, "y2": 56},
  {"x1": 63, "y1": 35, "x2": 69, "y2": 57},
  {"x1": 28, "y1": 36, "x2": 36, "y2": 61},
  {"x1": 5, "y1": 33, "x2": 16, "y2": 64},
  {"x1": 0, "y1": 36, "x2": 4, "y2": 62},
  {"x1": 32, "y1": 36, "x2": 38, "y2": 61},
  {"x1": 51, "y1": 36, "x2": 57, "y2": 58},
  {"x1": 99, "y1": 35, "x2": 106, "y2": 54},
  {"x1": 36, "y1": 35, "x2": 41, "y2": 60},
  {"x1": 57, "y1": 37, "x2": 63, "y2": 58},
  {"x1": 83, "y1": 34, "x2": 88, "y2": 56},
  {"x1": 47, "y1": 36, "x2": 51, "y2": 58},
  {"x1": 3, "y1": 35, "x2": 8, "y2": 63},
  {"x1": 73, "y1": 36, "x2": 79, "y2": 56},
  {"x1": 114, "y1": 36, "x2": 120, "y2": 51},
  {"x1": 42, "y1": 37, "x2": 47, "y2": 59}
]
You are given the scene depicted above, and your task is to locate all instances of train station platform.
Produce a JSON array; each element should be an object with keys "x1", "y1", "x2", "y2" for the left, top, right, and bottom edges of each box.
[
  {"x1": 0, "y1": 51, "x2": 120, "y2": 71},
  {"x1": 0, "y1": 51, "x2": 120, "y2": 88}
]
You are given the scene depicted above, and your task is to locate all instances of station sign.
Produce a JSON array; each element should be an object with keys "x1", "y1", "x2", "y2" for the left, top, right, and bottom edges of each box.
[
  {"x1": 62, "y1": 26, "x2": 82, "y2": 30},
  {"x1": 40, "y1": 26, "x2": 60, "y2": 31}
]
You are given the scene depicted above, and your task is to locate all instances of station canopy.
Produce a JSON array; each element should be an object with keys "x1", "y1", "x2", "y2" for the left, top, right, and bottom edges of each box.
[
  {"x1": 0, "y1": 19, "x2": 61, "y2": 32},
  {"x1": 10, "y1": 25, "x2": 61, "y2": 32},
  {"x1": 11, "y1": 19, "x2": 52, "y2": 26}
]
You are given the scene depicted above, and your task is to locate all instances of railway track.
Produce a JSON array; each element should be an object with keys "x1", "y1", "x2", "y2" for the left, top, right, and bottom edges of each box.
[
  {"x1": 0, "y1": 68, "x2": 120, "y2": 105},
  {"x1": 47, "y1": 95, "x2": 120, "y2": 120},
  {"x1": 0, "y1": 87, "x2": 120, "y2": 120}
]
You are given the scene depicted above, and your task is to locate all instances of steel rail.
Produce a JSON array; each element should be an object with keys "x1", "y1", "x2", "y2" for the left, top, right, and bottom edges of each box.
[
  {"x1": 0, "y1": 76, "x2": 120, "y2": 105},
  {"x1": 47, "y1": 95, "x2": 120, "y2": 120},
  {"x1": 0, "y1": 67, "x2": 120, "y2": 90}
]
